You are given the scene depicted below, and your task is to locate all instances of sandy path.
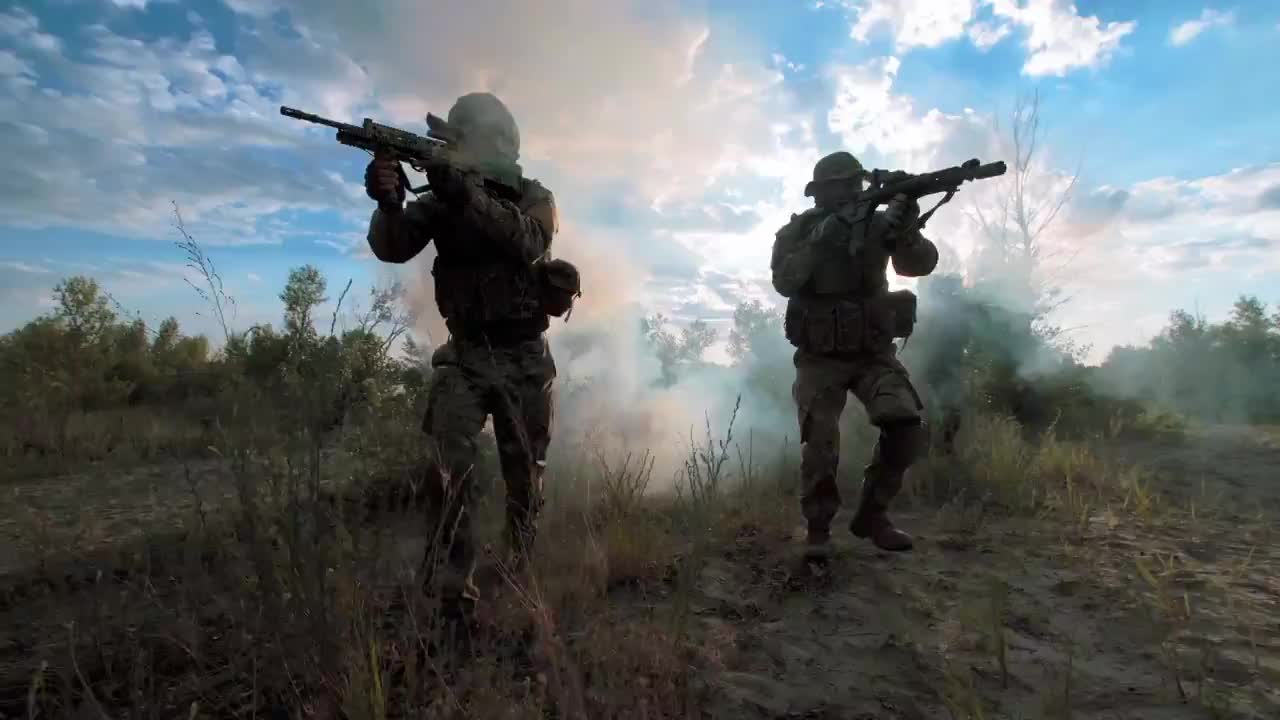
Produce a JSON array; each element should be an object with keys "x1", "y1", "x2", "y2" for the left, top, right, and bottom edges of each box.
[{"x1": 683, "y1": 426, "x2": 1280, "y2": 719}]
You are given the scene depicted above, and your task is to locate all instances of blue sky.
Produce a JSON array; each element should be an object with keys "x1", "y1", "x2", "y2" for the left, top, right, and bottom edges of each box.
[{"x1": 2, "y1": 0, "x2": 1278, "y2": 363}]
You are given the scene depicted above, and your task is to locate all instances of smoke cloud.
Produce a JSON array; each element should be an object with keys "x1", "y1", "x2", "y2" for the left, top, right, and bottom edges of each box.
[
  {"x1": 396, "y1": 202, "x2": 798, "y2": 485},
  {"x1": 271, "y1": 0, "x2": 1091, "y2": 484},
  {"x1": 243, "y1": 0, "x2": 813, "y2": 484}
]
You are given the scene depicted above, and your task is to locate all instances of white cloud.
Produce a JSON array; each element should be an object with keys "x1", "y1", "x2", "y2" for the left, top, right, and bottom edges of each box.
[
  {"x1": 986, "y1": 0, "x2": 1136, "y2": 77},
  {"x1": 0, "y1": 50, "x2": 36, "y2": 85},
  {"x1": 840, "y1": 0, "x2": 1136, "y2": 76},
  {"x1": 827, "y1": 56, "x2": 996, "y2": 171},
  {"x1": 968, "y1": 20, "x2": 1012, "y2": 49},
  {"x1": 0, "y1": 12, "x2": 369, "y2": 244},
  {"x1": 848, "y1": 0, "x2": 977, "y2": 49},
  {"x1": 0, "y1": 7, "x2": 62, "y2": 53},
  {"x1": 1050, "y1": 164, "x2": 1280, "y2": 359},
  {"x1": 1168, "y1": 9, "x2": 1235, "y2": 47},
  {"x1": 771, "y1": 53, "x2": 805, "y2": 73}
]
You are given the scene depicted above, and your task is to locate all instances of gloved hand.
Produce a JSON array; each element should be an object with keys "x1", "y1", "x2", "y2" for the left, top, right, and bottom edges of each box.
[
  {"x1": 428, "y1": 165, "x2": 480, "y2": 207},
  {"x1": 364, "y1": 150, "x2": 404, "y2": 208},
  {"x1": 883, "y1": 193, "x2": 920, "y2": 233}
]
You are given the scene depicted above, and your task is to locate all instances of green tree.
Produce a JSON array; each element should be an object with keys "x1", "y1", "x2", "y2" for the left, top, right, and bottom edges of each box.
[
  {"x1": 280, "y1": 265, "x2": 328, "y2": 339},
  {"x1": 727, "y1": 300, "x2": 786, "y2": 366},
  {"x1": 54, "y1": 276, "x2": 115, "y2": 350},
  {"x1": 640, "y1": 314, "x2": 717, "y2": 387}
]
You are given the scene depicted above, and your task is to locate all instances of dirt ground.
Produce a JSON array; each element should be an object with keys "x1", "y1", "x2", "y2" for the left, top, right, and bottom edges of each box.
[
  {"x1": 674, "y1": 425, "x2": 1280, "y2": 719},
  {"x1": 2, "y1": 425, "x2": 1278, "y2": 718}
]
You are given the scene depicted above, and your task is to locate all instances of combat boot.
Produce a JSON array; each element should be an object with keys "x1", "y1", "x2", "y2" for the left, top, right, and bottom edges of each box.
[
  {"x1": 849, "y1": 484, "x2": 913, "y2": 552},
  {"x1": 803, "y1": 524, "x2": 834, "y2": 564}
]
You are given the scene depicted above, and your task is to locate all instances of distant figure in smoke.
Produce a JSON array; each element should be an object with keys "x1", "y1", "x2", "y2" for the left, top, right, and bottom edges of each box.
[
  {"x1": 363, "y1": 92, "x2": 579, "y2": 637},
  {"x1": 771, "y1": 151, "x2": 939, "y2": 560},
  {"x1": 916, "y1": 274, "x2": 983, "y2": 455}
]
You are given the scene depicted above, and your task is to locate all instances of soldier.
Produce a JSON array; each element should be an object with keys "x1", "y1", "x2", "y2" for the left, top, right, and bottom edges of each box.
[
  {"x1": 362, "y1": 92, "x2": 564, "y2": 624},
  {"x1": 914, "y1": 273, "x2": 978, "y2": 455},
  {"x1": 771, "y1": 151, "x2": 938, "y2": 560}
]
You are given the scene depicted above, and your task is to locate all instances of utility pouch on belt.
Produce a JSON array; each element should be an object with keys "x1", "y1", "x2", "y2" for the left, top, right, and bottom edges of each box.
[
  {"x1": 786, "y1": 291, "x2": 917, "y2": 353},
  {"x1": 785, "y1": 298, "x2": 867, "y2": 353},
  {"x1": 868, "y1": 289, "x2": 918, "y2": 340},
  {"x1": 538, "y1": 256, "x2": 582, "y2": 319}
]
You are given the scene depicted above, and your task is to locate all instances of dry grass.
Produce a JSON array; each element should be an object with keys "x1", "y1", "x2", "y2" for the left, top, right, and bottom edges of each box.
[
  {"x1": 1, "y1": 406, "x2": 215, "y2": 482},
  {"x1": 2, "y1": 386, "x2": 1277, "y2": 719}
]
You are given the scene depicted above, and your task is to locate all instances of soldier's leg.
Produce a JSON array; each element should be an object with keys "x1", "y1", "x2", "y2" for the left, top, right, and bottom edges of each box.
[
  {"x1": 849, "y1": 357, "x2": 929, "y2": 551},
  {"x1": 490, "y1": 339, "x2": 556, "y2": 571},
  {"x1": 940, "y1": 407, "x2": 962, "y2": 455},
  {"x1": 421, "y1": 358, "x2": 489, "y2": 613},
  {"x1": 931, "y1": 370, "x2": 964, "y2": 455},
  {"x1": 793, "y1": 353, "x2": 852, "y2": 555}
]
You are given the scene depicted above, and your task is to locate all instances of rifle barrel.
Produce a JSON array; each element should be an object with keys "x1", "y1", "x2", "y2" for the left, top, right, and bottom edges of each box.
[{"x1": 279, "y1": 106, "x2": 360, "y2": 134}]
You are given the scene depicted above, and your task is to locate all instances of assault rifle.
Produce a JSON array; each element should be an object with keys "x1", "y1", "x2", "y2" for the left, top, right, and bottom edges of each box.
[
  {"x1": 841, "y1": 158, "x2": 1006, "y2": 234},
  {"x1": 279, "y1": 106, "x2": 523, "y2": 194}
]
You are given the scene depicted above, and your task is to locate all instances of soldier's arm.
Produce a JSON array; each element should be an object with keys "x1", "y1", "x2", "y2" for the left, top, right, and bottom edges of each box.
[
  {"x1": 870, "y1": 212, "x2": 938, "y2": 277},
  {"x1": 770, "y1": 213, "x2": 826, "y2": 297},
  {"x1": 451, "y1": 180, "x2": 555, "y2": 263},
  {"x1": 366, "y1": 197, "x2": 442, "y2": 263}
]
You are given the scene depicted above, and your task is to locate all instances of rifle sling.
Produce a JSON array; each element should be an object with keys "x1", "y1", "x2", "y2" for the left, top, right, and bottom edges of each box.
[{"x1": 914, "y1": 188, "x2": 956, "y2": 231}]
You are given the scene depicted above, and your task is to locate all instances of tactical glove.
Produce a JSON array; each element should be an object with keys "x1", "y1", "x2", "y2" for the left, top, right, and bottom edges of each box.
[
  {"x1": 364, "y1": 151, "x2": 405, "y2": 209},
  {"x1": 428, "y1": 166, "x2": 480, "y2": 207},
  {"x1": 883, "y1": 193, "x2": 920, "y2": 232}
]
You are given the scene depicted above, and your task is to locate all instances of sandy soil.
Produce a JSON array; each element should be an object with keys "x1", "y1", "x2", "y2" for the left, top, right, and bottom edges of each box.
[
  {"x1": 1107, "y1": 424, "x2": 1280, "y2": 516},
  {"x1": 682, "y1": 510, "x2": 1279, "y2": 719},
  {"x1": 677, "y1": 424, "x2": 1280, "y2": 719}
]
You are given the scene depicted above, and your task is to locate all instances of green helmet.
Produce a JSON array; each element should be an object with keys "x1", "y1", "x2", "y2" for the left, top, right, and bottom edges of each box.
[
  {"x1": 446, "y1": 92, "x2": 520, "y2": 164},
  {"x1": 804, "y1": 151, "x2": 866, "y2": 197}
]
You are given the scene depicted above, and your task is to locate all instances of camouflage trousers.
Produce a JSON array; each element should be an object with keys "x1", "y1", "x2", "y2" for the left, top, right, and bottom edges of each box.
[
  {"x1": 421, "y1": 335, "x2": 555, "y2": 610},
  {"x1": 792, "y1": 347, "x2": 929, "y2": 533}
]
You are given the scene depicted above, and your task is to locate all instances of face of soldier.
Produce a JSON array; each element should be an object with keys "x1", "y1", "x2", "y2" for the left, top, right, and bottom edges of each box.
[
  {"x1": 454, "y1": 129, "x2": 517, "y2": 171},
  {"x1": 814, "y1": 178, "x2": 866, "y2": 208}
]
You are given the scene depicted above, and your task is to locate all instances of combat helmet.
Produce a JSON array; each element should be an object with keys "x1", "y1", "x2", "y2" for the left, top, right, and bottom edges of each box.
[
  {"x1": 804, "y1": 151, "x2": 866, "y2": 197},
  {"x1": 446, "y1": 92, "x2": 520, "y2": 164}
]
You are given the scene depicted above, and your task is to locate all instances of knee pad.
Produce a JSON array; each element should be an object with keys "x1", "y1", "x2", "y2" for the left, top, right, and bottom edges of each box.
[{"x1": 879, "y1": 419, "x2": 929, "y2": 469}]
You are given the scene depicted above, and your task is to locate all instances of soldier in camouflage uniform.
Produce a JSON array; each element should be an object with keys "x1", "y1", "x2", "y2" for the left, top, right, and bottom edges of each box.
[
  {"x1": 363, "y1": 92, "x2": 562, "y2": 618},
  {"x1": 772, "y1": 151, "x2": 938, "y2": 559}
]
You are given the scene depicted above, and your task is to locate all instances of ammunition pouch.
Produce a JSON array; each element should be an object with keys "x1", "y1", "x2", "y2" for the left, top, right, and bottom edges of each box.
[
  {"x1": 784, "y1": 298, "x2": 863, "y2": 353},
  {"x1": 867, "y1": 289, "x2": 918, "y2": 341},
  {"x1": 433, "y1": 257, "x2": 543, "y2": 327},
  {"x1": 785, "y1": 290, "x2": 917, "y2": 354},
  {"x1": 538, "y1": 257, "x2": 582, "y2": 318}
]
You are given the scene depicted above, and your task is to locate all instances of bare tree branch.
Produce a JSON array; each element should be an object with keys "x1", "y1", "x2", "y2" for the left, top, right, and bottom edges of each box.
[
  {"x1": 971, "y1": 87, "x2": 1083, "y2": 334},
  {"x1": 329, "y1": 278, "x2": 353, "y2": 337}
]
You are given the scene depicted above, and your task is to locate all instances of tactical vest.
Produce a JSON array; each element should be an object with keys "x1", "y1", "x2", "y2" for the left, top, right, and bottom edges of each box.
[
  {"x1": 779, "y1": 208, "x2": 917, "y2": 354},
  {"x1": 431, "y1": 178, "x2": 579, "y2": 343}
]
